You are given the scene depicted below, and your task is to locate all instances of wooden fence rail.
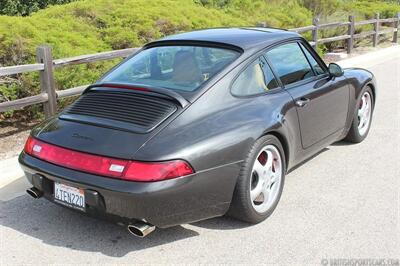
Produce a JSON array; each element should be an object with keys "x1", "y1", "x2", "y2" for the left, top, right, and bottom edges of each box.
[
  {"x1": 1, "y1": 12, "x2": 399, "y2": 118},
  {"x1": 0, "y1": 47, "x2": 140, "y2": 117}
]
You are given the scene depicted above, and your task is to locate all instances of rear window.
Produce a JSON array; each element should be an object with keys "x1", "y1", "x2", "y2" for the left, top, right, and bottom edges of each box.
[{"x1": 101, "y1": 46, "x2": 240, "y2": 92}]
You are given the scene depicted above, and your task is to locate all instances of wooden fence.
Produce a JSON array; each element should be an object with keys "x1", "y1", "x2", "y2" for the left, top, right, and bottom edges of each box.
[{"x1": 1, "y1": 12, "x2": 399, "y2": 118}]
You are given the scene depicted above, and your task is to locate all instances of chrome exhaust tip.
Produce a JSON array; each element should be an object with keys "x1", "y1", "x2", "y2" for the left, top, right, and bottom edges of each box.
[
  {"x1": 26, "y1": 187, "x2": 43, "y2": 199},
  {"x1": 127, "y1": 222, "x2": 155, "y2": 238}
]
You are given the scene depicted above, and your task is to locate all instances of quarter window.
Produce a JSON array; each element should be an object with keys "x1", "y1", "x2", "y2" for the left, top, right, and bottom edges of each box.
[
  {"x1": 266, "y1": 42, "x2": 314, "y2": 86},
  {"x1": 231, "y1": 57, "x2": 279, "y2": 96}
]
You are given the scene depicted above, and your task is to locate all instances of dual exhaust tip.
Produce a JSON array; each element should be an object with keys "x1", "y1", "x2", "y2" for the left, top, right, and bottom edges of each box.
[
  {"x1": 27, "y1": 187, "x2": 155, "y2": 237},
  {"x1": 26, "y1": 187, "x2": 43, "y2": 199},
  {"x1": 127, "y1": 222, "x2": 155, "y2": 238}
]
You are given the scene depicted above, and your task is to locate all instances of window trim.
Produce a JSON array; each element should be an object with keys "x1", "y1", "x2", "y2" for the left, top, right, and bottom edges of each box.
[
  {"x1": 298, "y1": 40, "x2": 329, "y2": 77},
  {"x1": 262, "y1": 54, "x2": 284, "y2": 89},
  {"x1": 264, "y1": 39, "x2": 334, "y2": 90}
]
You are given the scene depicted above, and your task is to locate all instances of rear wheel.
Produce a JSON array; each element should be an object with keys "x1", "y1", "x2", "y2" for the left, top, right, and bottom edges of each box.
[
  {"x1": 228, "y1": 135, "x2": 286, "y2": 223},
  {"x1": 344, "y1": 86, "x2": 374, "y2": 143}
]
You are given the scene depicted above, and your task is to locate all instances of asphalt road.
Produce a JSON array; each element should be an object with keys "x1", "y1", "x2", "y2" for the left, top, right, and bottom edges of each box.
[{"x1": 0, "y1": 50, "x2": 399, "y2": 265}]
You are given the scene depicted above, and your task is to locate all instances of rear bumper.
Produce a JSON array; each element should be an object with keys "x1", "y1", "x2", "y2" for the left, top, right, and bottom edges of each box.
[{"x1": 19, "y1": 152, "x2": 240, "y2": 228}]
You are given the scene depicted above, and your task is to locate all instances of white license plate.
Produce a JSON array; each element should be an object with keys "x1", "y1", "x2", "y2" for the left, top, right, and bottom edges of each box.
[{"x1": 54, "y1": 182, "x2": 85, "y2": 211}]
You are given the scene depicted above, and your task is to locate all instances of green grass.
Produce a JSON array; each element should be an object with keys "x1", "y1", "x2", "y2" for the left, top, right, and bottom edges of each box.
[{"x1": 0, "y1": 0, "x2": 399, "y2": 119}]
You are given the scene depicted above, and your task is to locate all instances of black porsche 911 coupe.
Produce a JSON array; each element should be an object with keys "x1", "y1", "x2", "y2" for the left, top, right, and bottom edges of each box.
[{"x1": 20, "y1": 28, "x2": 375, "y2": 237}]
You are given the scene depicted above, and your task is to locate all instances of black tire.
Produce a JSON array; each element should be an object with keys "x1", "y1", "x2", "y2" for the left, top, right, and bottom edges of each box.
[
  {"x1": 344, "y1": 86, "x2": 374, "y2": 143},
  {"x1": 227, "y1": 135, "x2": 286, "y2": 224}
]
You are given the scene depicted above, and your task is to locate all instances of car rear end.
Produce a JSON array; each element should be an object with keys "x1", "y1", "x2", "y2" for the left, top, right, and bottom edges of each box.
[{"x1": 19, "y1": 43, "x2": 242, "y2": 231}]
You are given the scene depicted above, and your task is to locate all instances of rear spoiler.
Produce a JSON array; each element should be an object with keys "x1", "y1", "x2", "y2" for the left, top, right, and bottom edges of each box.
[{"x1": 83, "y1": 83, "x2": 189, "y2": 108}]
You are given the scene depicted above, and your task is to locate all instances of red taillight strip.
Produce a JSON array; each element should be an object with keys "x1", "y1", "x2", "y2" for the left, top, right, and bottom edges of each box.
[
  {"x1": 24, "y1": 136, "x2": 128, "y2": 178},
  {"x1": 24, "y1": 136, "x2": 194, "y2": 182}
]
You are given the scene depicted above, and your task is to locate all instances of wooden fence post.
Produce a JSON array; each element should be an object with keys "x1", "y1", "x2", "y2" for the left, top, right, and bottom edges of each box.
[
  {"x1": 347, "y1": 15, "x2": 355, "y2": 54},
  {"x1": 393, "y1": 12, "x2": 400, "y2": 43},
  {"x1": 257, "y1": 22, "x2": 267, "y2": 27},
  {"x1": 36, "y1": 45, "x2": 57, "y2": 118},
  {"x1": 312, "y1": 17, "x2": 319, "y2": 50},
  {"x1": 373, "y1": 13, "x2": 380, "y2": 47}
]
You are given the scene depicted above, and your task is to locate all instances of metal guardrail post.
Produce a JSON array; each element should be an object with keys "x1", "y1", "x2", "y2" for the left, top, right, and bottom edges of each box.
[
  {"x1": 393, "y1": 12, "x2": 400, "y2": 43},
  {"x1": 347, "y1": 15, "x2": 355, "y2": 54},
  {"x1": 36, "y1": 45, "x2": 57, "y2": 118},
  {"x1": 373, "y1": 13, "x2": 380, "y2": 47},
  {"x1": 312, "y1": 17, "x2": 319, "y2": 50}
]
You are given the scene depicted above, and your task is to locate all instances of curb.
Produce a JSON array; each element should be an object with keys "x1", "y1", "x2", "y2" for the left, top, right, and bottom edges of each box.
[{"x1": 0, "y1": 156, "x2": 24, "y2": 188}]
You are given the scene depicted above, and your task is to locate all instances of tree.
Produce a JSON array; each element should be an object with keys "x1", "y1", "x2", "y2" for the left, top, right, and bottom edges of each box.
[{"x1": 0, "y1": 0, "x2": 75, "y2": 16}]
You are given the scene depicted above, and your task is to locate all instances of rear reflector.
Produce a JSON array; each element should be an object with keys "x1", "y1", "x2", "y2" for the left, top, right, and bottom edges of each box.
[{"x1": 24, "y1": 136, "x2": 194, "y2": 181}]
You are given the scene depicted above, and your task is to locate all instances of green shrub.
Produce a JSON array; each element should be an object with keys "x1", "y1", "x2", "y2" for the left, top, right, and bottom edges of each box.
[
  {"x1": 0, "y1": 0, "x2": 399, "y2": 120},
  {"x1": 302, "y1": 0, "x2": 341, "y2": 17},
  {"x1": 317, "y1": 1, "x2": 400, "y2": 50},
  {"x1": 0, "y1": 0, "x2": 77, "y2": 16},
  {"x1": 0, "y1": 0, "x2": 315, "y2": 119},
  {"x1": 342, "y1": 0, "x2": 400, "y2": 19}
]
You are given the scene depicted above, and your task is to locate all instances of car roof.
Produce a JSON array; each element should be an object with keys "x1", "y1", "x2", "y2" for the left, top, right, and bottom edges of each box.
[{"x1": 149, "y1": 27, "x2": 301, "y2": 50}]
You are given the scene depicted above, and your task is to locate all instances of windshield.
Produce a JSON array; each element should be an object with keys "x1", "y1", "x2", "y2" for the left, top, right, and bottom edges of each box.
[{"x1": 101, "y1": 45, "x2": 240, "y2": 92}]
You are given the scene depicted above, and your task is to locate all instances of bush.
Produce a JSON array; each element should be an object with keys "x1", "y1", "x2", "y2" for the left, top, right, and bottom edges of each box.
[
  {"x1": 342, "y1": 0, "x2": 400, "y2": 19},
  {"x1": 0, "y1": 0, "x2": 314, "y2": 119},
  {"x1": 302, "y1": 0, "x2": 341, "y2": 17},
  {"x1": 0, "y1": 0, "x2": 77, "y2": 16},
  {"x1": 0, "y1": 0, "x2": 399, "y2": 120}
]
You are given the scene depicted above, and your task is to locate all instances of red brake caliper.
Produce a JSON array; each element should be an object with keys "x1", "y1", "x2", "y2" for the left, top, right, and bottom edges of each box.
[{"x1": 258, "y1": 152, "x2": 267, "y2": 165}]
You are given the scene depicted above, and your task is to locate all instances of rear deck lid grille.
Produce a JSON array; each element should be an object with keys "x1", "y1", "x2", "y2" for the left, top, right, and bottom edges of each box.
[{"x1": 61, "y1": 90, "x2": 178, "y2": 133}]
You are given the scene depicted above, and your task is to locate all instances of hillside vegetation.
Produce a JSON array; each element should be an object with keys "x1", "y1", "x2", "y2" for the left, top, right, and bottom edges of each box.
[
  {"x1": 0, "y1": 0, "x2": 75, "y2": 16},
  {"x1": 0, "y1": 0, "x2": 399, "y2": 119}
]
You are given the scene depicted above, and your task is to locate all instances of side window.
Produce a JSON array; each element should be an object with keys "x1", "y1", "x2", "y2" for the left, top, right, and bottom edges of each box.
[
  {"x1": 231, "y1": 57, "x2": 279, "y2": 96},
  {"x1": 299, "y1": 43, "x2": 326, "y2": 75},
  {"x1": 266, "y1": 42, "x2": 314, "y2": 86}
]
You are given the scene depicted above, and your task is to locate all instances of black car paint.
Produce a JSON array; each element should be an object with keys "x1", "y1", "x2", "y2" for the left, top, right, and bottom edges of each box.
[
  {"x1": 20, "y1": 153, "x2": 240, "y2": 227},
  {"x1": 19, "y1": 28, "x2": 376, "y2": 228}
]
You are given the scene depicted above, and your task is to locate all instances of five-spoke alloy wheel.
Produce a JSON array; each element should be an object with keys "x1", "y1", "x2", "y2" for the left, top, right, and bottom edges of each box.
[
  {"x1": 250, "y1": 145, "x2": 283, "y2": 214},
  {"x1": 357, "y1": 91, "x2": 372, "y2": 137},
  {"x1": 228, "y1": 135, "x2": 286, "y2": 223},
  {"x1": 345, "y1": 86, "x2": 374, "y2": 143}
]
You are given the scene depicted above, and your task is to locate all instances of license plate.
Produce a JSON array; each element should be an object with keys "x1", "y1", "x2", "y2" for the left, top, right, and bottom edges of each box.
[{"x1": 54, "y1": 182, "x2": 85, "y2": 211}]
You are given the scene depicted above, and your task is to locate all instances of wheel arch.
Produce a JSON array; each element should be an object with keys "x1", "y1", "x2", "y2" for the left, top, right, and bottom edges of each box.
[
  {"x1": 263, "y1": 131, "x2": 290, "y2": 172},
  {"x1": 365, "y1": 82, "x2": 376, "y2": 107}
]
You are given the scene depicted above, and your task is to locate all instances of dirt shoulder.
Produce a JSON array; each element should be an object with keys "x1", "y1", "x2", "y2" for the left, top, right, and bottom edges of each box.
[{"x1": 0, "y1": 120, "x2": 39, "y2": 160}]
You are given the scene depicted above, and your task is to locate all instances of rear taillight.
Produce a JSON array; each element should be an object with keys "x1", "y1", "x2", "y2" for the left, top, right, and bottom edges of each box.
[
  {"x1": 24, "y1": 136, "x2": 128, "y2": 178},
  {"x1": 23, "y1": 136, "x2": 194, "y2": 181},
  {"x1": 123, "y1": 160, "x2": 194, "y2": 182}
]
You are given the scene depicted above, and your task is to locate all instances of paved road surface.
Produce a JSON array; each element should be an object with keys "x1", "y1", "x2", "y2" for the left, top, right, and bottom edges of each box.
[{"x1": 0, "y1": 47, "x2": 399, "y2": 265}]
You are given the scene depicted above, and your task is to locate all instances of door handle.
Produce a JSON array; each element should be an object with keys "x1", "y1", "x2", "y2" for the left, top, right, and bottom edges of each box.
[{"x1": 295, "y1": 98, "x2": 310, "y2": 107}]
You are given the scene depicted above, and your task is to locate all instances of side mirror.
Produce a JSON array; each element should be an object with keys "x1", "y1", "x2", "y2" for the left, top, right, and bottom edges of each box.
[{"x1": 328, "y1": 63, "x2": 344, "y2": 78}]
